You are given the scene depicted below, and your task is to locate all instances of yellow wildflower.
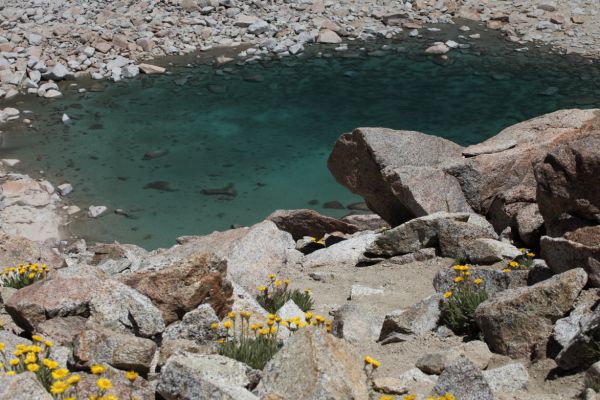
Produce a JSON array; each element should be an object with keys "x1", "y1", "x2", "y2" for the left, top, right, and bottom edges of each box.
[
  {"x1": 0, "y1": 342, "x2": 4, "y2": 351},
  {"x1": 453, "y1": 276, "x2": 464, "y2": 283},
  {"x1": 223, "y1": 320, "x2": 233, "y2": 329},
  {"x1": 27, "y1": 363, "x2": 40, "y2": 372},
  {"x1": 66, "y1": 374, "x2": 81, "y2": 385},
  {"x1": 91, "y1": 364, "x2": 107, "y2": 374},
  {"x1": 267, "y1": 313, "x2": 276, "y2": 320},
  {"x1": 268, "y1": 273, "x2": 276, "y2": 280},
  {"x1": 305, "y1": 312, "x2": 313, "y2": 320},
  {"x1": 274, "y1": 280, "x2": 282, "y2": 287},
  {"x1": 126, "y1": 370, "x2": 139, "y2": 382},
  {"x1": 473, "y1": 278, "x2": 484, "y2": 285},
  {"x1": 9, "y1": 359, "x2": 19, "y2": 366},
  {"x1": 509, "y1": 261, "x2": 519, "y2": 268},
  {"x1": 6, "y1": 371, "x2": 16, "y2": 376},
  {"x1": 502, "y1": 268, "x2": 511, "y2": 273},
  {"x1": 52, "y1": 368, "x2": 70, "y2": 380},
  {"x1": 380, "y1": 396, "x2": 395, "y2": 400},
  {"x1": 403, "y1": 396, "x2": 417, "y2": 400},
  {"x1": 258, "y1": 285, "x2": 267, "y2": 292},
  {"x1": 227, "y1": 311, "x2": 236, "y2": 319},
  {"x1": 96, "y1": 378, "x2": 112, "y2": 390},
  {"x1": 210, "y1": 322, "x2": 219, "y2": 330},
  {"x1": 42, "y1": 359, "x2": 59, "y2": 369},
  {"x1": 364, "y1": 356, "x2": 381, "y2": 368},
  {"x1": 526, "y1": 252, "x2": 535, "y2": 257},
  {"x1": 50, "y1": 381, "x2": 70, "y2": 394},
  {"x1": 443, "y1": 291, "x2": 452, "y2": 299},
  {"x1": 44, "y1": 340, "x2": 53, "y2": 348},
  {"x1": 31, "y1": 335, "x2": 43, "y2": 342}
]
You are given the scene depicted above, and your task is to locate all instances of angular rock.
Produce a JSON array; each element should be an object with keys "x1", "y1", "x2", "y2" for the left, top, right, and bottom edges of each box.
[
  {"x1": 515, "y1": 203, "x2": 545, "y2": 247},
  {"x1": 331, "y1": 302, "x2": 385, "y2": 345},
  {"x1": 302, "y1": 232, "x2": 377, "y2": 268},
  {"x1": 158, "y1": 353, "x2": 258, "y2": 400},
  {"x1": 139, "y1": 63, "x2": 166, "y2": 74},
  {"x1": 535, "y1": 128, "x2": 600, "y2": 227},
  {"x1": 6, "y1": 274, "x2": 165, "y2": 338},
  {"x1": 416, "y1": 341, "x2": 493, "y2": 375},
  {"x1": 329, "y1": 128, "x2": 470, "y2": 226},
  {"x1": 434, "y1": 357, "x2": 494, "y2": 400},
  {"x1": 541, "y1": 227, "x2": 600, "y2": 286},
  {"x1": 266, "y1": 209, "x2": 358, "y2": 240},
  {"x1": 0, "y1": 372, "x2": 53, "y2": 400},
  {"x1": 475, "y1": 268, "x2": 587, "y2": 358},
  {"x1": 366, "y1": 212, "x2": 496, "y2": 258},
  {"x1": 482, "y1": 363, "x2": 529, "y2": 393},
  {"x1": 553, "y1": 289, "x2": 600, "y2": 348},
  {"x1": 463, "y1": 238, "x2": 522, "y2": 264},
  {"x1": 447, "y1": 109, "x2": 600, "y2": 234},
  {"x1": 37, "y1": 316, "x2": 87, "y2": 346},
  {"x1": 317, "y1": 29, "x2": 342, "y2": 44},
  {"x1": 258, "y1": 327, "x2": 368, "y2": 399},
  {"x1": 163, "y1": 304, "x2": 220, "y2": 343},
  {"x1": 121, "y1": 253, "x2": 232, "y2": 324},
  {"x1": 379, "y1": 294, "x2": 442, "y2": 341},
  {"x1": 0, "y1": 233, "x2": 64, "y2": 267},
  {"x1": 73, "y1": 327, "x2": 157, "y2": 373}
]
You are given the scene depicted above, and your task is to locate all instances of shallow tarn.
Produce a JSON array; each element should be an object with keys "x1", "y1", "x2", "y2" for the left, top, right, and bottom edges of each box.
[{"x1": 3, "y1": 23, "x2": 600, "y2": 249}]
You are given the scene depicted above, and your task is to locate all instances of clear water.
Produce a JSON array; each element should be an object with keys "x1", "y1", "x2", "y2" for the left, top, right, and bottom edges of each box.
[{"x1": 3, "y1": 25, "x2": 600, "y2": 249}]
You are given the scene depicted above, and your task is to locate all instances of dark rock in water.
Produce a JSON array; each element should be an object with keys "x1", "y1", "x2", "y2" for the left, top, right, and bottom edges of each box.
[
  {"x1": 308, "y1": 199, "x2": 319, "y2": 206},
  {"x1": 143, "y1": 181, "x2": 177, "y2": 192},
  {"x1": 117, "y1": 177, "x2": 129, "y2": 181},
  {"x1": 143, "y1": 149, "x2": 169, "y2": 160},
  {"x1": 90, "y1": 123, "x2": 103, "y2": 130},
  {"x1": 244, "y1": 74, "x2": 264, "y2": 82},
  {"x1": 207, "y1": 84, "x2": 227, "y2": 94},
  {"x1": 347, "y1": 202, "x2": 370, "y2": 211},
  {"x1": 230, "y1": 224, "x2": 244, "y2": 229},
  {"x1": 323, "y1": 201, "x2": 344, "y2": 210},
  {"x1": 201, "y1": 183, "x2": 236, "y2": 197},
  {"x1": 114, "y1": 209, "x2": 138, "y2": 219}
]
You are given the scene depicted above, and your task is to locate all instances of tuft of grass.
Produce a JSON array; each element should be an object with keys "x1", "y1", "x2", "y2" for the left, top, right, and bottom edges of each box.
[
  {"x1": 440, "y1": 263, "x2": 488, "y2": 337},
  {"x1": 441, "y1": 284, "x2": 488, "y2": 337},
  {"x1": 218, "y1": 336, "x2": 281, "y2": 370}
]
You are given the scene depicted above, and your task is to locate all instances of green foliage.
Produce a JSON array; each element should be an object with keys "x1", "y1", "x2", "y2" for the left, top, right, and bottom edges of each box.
[
  {"x1": 289, "y1": 289, "x2": 314, "y2": 312},
  {"x1": 441, "y1": 284, "x2": 488, "y2": 337},
  {"x1": 218, "y1": 336, "x2": 281, "y2": 370}
]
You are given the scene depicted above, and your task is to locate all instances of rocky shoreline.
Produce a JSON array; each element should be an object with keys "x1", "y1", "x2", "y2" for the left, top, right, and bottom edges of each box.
[{"x1": 0, "y1": 0, "x2": 599, "y2": 106}]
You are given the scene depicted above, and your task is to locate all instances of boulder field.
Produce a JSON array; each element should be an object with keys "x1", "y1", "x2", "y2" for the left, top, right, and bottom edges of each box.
[{"x1": 1, "y1": 108, "x2": 600, "y2": 399}]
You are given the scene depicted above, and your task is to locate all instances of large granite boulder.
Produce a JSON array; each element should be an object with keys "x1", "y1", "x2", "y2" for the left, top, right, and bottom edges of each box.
[
  {"x1": 447, "y1": 109, "x2": 600, "y2": 235},
  {"x1": 157, "y1": 353, "x2": 258, "y2": 400},
  {"x1": 475, "y1": 268, "x2": 587, "y2": 358},
  {"x1": 267, "y1": 209, "x2": 358, "y2": 240},
  {"x1": 257, "y1": 327, "x2": 369, "y2": 399},
  {"x1": 121, "y1": 253, "x2": 233, "y2": 324},
  {"x1": 328, "y1": 128, "x2": 471, "y2": 226},
  {"x1": 535, "y1": 132, "x2": 600, "y2": 229},
  {"x1": 541, "y1": 226, "x2": 600, "y2": 287},
  {"x1": 5, "y1": 274, "x2": 165, "y2": 338},
  {"x1": 0, "y1": 233, "x2": 64, "y2": 267},
  {"x1": 72, "y1": 326, "x2": 157, "y2": 373},
  {"x1": 379, "y1": 294, "x2": 442, "y2": 342}
]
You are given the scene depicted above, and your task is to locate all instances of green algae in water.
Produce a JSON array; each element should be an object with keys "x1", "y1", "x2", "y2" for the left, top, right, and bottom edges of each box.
[{"x1": 3, "y1": 33, "x2": 600, "y2": 249}]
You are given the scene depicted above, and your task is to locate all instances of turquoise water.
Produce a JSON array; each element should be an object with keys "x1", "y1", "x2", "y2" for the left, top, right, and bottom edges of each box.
[{"x1": 3, "y1": 27, "x2": 600, "y2": 249}]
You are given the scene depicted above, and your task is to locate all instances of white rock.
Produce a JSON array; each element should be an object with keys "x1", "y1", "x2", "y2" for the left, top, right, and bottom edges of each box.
[
  {"x1": 317, "y1": 29, "x2": 342, "y2": 44},
  {"x1": 483, "y1": 363, "x2": 529, "y2": 392},
  {"x1": 1, "y1": 159, "x2": 20, "y2": 167},
  {"x1": 248, "y1": 20, "x2": 269, "y2": 35},
  {"x1": 139, "y1": 64, "x2": 166, "y2": 74},
  {"x1": 424, "y1": 43, "x2": 449, "y2": 55},
  {"x1": 57, "y1": 183, "x2": 73, "y2": 196},
  {"x1": 66, "y1": 205, "x2": 81, "y2": 215},
  {"x1": 121, "y1": 65, "x2": 140, "y2": 78},
  {"x1": 61, "y1": 113, "x2": 70, "y2": 123},
  {"x1": 83, "y1": 46, "x2": 96, "y2": 57},
  {"x1": 88, "y1": 205, "x2": 108, "y2": 218},
  {"x1": 445, "y1": 40, "x2": 459, "y2": 49},
  {"x1": 234, "y1": 15, "x2": 258, "y2": 27},
  {"x1": 349, "y1": 285, "x2": 384, "y2": 299},
  {"x1": 44, "y1": 89, "x2": 63, "y2": 98}
]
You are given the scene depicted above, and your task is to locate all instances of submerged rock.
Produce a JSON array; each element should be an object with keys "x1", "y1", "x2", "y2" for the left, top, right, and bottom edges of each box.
[
  {"x1": 143, "y1": 181, "x2": 177, "y2": 192},
  {"x1": 267, "y1": 209, "x2": 358, "y2": 240}
]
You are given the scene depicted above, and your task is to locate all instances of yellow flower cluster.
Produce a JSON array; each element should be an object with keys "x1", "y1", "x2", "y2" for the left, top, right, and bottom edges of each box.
[
  {"x1": 444, "y1": 264, "x2": 484, "y2": 299},
  {"x1": 1, "y1": 335, "x2": 140, "y2": 400},
  {"x1": 502, "y1": 249, "x2": 535, "y2": 273},
  {"x1": 0, "y1": 263, "x2": 49, "y2": 289}
]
